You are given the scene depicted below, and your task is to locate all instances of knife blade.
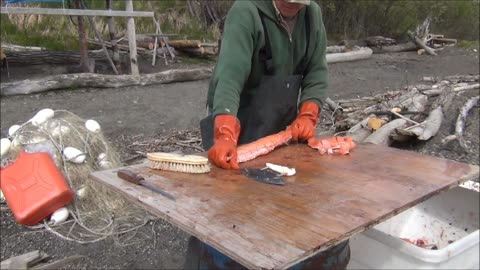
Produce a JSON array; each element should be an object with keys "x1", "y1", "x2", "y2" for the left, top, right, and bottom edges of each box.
[
  {"x1": 117, "y1": 169, "x2": 176, "y2": 201},
  {"x1": 241, "y1": 168, "x2": 285, "y2": 186}
]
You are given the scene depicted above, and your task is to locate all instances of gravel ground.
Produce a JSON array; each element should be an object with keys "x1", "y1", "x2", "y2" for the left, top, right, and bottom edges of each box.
[{"x1": 1, "y1": 46, "x2": 479, "y2": 269}]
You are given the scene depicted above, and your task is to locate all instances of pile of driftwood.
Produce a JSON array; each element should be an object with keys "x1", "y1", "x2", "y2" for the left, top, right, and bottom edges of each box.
[
  {"x1": 1, "y1": 35, "x2": 218, "y2": 67},
  {"x1": 136, "y1": 35, "x2": 217, "y2": 57},
  {"x1": 87, "y1": 35, "x2": 217, "y2": 59},
  {"x1": 339, "y1": 18, "x2": 457, "y2": 56},
  {"x1": 320, "y1": 74, "x2": 479, "y2": 149}
]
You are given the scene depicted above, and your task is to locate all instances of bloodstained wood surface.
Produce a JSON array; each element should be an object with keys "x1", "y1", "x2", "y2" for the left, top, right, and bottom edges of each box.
[{"x1": 90, "y1": 143, "x2": 479, "y2": 269}]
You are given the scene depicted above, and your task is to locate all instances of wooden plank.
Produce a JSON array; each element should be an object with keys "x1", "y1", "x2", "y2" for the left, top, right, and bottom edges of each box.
[
  {"x1": 0, "y1": 7, "x2": 154, "y2": 17},
  {"x1": 125, "y1": 0, "x2": 139, "y2": 76},
  {"x1": 90, "y1": 144, "x2": 479, "y2": 269}
]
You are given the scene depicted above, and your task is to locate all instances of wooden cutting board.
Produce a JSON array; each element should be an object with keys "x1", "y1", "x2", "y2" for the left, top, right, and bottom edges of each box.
[{"x1": 90, "y1": 144, "x2": 479, "y2": 269}]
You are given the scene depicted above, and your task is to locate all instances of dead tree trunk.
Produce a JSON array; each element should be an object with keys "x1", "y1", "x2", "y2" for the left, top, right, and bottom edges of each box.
[
  {"x1": 74, "y1": 0, "x2": 93, "y2": 72},
  {"x1": 80, "y1": 0, "x2": 118, "y2": 74},
  {"x1": 106, "y1": 0, "x2": 121, "y2": 71}
]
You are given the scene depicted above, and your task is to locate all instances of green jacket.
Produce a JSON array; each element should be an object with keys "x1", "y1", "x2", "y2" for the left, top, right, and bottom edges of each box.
[{"x1": 207, "y1": 0, "x2": 328, "y2": 117}]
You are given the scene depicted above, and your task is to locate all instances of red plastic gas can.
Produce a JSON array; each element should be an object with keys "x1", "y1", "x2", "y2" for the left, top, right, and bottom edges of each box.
[{"x1": 0, "y1": 151, "x2": 73, "y2": 225}]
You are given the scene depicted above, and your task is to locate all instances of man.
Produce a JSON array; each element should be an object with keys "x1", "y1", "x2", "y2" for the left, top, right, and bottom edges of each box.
[
  {"x1": 194, "y1": 1, "x2": 351, "y2": 269},
  {"x1": 201, "y1": 0, "x2": 327, "y2": 170}
]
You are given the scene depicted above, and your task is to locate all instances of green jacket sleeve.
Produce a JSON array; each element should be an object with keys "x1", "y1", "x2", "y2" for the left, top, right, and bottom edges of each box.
[
  {"x1": 299, "y1": 5, "x2": 328, "y2": 109},
  {"x1": 212, "y1": 4, "x2": 256, "y2": 117}
]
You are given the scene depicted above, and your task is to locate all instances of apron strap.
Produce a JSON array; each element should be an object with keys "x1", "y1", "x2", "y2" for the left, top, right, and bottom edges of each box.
[
  {"x1": 294, "y1": 8, "x2": 311, "y2": 76},
  {"x1": 258, "y1": 11, "x2": 274, "y2": 75}
]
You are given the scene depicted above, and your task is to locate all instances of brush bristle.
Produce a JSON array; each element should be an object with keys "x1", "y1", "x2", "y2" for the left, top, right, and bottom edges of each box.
[
  {"x1": 148, "y1": 160, "x2": 211, "y2": 174},
  {"x1": 147, "y1": 152, "x2": 208, "y2": 165}
]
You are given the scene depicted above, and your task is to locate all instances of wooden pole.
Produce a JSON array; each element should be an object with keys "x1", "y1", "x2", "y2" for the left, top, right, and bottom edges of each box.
[
  {"x1": 0, "y1": 7, "x2": 153, "y2": 17},
  {"x1": 151, "y1": 17, "x2": 175, "y2": 62},
  {"x1": 126, "y1": 0, "x2": 139, "y2": 75},
  {"x1": 152, "y1": 21, "x2": 160, "y2": 66}
]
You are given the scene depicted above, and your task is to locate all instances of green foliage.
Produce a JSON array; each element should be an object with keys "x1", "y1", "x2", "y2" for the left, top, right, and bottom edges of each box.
[
  {"x1": 0, "y1": 12, "x2": 79, "y2": 50},
  {"x1": 1, "y1": 0, "x2": 477, "y2": 50},
  {"x1": 430, "y1": 1, "x2": 480, "y2": 40},
  {"x1": 317, "y1": 0, "x2": 479, "y2": 41},
  {"x1": 457, "y1": 40, "x2": 480, "y2": 48}
]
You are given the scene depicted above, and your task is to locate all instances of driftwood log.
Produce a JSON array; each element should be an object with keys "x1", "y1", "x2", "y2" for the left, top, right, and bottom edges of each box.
[
  {"x1": 442, "y1": 96, "x2": 480, "y2": 148},
  {"x1": 364, "y1": 36, "x2": 396, "y2": 47},
  {"x1": 87, "y1": 38, "x2": 176, "y2": 59},
  {"x1": 445, "y1": 74, "x2": 480, "y2": 83},
  {"x1": 178, "y1": 47, "x2": 217, "y2": 57},
  {"x1": 346, "y1": 116, "x2": 374, "y2": 143},
  {"x1": 372, "y1": 42, "x2": 418, "y2": 54},
  {"x1": 363, "y1": 119, "x2": 407, "y2": 145},
  {"x1": 1, "y1": 44, "x2": 46, "y2": 52},
  {"x1": 394, "y1": 106, "x2": 444, "y2": 141},
  {"x1": 326, "y1": 47, "x2": 373, "y2": 64},
  {"x1": 164, "y1": 40, "x2": 202, "y2": 49},
  {"x1": 88, "y1": 38, "x2": 143, "y2": 52},
  {"x1": 3, "y1": 50, "x2": 110, "y2": 65},
  {"x1": 0, "y1": 67, "x2": 212, "y2": 96},
  {"x1": 325, "y1": 46, "x2": 346, "y2": 54},
  {"x1": 325, "y1": 97, "x2": 343, "y2": 112},
  {"x1": 408, "y1": 30, "x2": 437, "y2": 56},
  {"x1": 422, "y1": 83, "x2": 480, "y2": 96},
  {"x1": 115, "y1": 37, "x2": 216, "y2": 57}
]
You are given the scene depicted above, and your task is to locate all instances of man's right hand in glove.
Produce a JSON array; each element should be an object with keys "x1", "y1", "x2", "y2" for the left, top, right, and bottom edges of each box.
[{"x1": 207, "y1": 114, "x2": 240, "y2": 169}]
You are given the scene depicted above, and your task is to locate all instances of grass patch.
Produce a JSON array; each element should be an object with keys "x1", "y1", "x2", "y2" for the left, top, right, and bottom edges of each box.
[
  {"x1": 0, "y1": 1, "x2": 219, "y2": 51},
  {"x1": 1, "y1": 14, "x2": 80, "y2": 50},
  {"x1": 457, "y1": 40, "x2": 480, "y2": 48}
]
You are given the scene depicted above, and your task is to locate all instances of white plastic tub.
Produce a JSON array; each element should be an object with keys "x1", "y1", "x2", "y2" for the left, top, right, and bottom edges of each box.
[{"x1": 348, "y1": 184, "x2": 479, "y2": 269}]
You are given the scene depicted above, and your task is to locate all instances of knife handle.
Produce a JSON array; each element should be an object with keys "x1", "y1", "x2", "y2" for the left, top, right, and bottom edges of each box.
[{"x1": 117, "y1": 169, "x2": 144, "y2": 185}]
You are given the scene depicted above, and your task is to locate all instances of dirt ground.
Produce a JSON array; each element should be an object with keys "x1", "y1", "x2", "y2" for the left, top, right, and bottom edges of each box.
[{"x1": 1, "y1": 46, "x2": 479, "y2": 269}]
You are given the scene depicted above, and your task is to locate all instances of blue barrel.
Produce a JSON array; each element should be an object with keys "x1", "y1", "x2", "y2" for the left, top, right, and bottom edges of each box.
[{"x1": 185, "y1": 237, "x2": 350, "y2": 270}]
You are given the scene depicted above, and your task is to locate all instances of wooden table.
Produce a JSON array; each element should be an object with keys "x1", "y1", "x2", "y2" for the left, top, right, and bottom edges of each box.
[{"x1": 90, "y1": 144, "x2": 479, "y2": 269}]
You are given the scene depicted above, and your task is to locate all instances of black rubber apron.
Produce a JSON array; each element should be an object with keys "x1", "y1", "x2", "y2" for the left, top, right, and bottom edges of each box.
[{"x1": 201, "y1": 9, "x2": 310, "y2": 150}]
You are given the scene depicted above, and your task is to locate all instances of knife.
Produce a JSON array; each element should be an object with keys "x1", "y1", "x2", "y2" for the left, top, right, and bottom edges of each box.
[
  {"x1": 241, "y1": 168, "x2": 285, "y2": 186},
  {"x1": 117, "y1": 169, "x2": 176, "y2": 201}
]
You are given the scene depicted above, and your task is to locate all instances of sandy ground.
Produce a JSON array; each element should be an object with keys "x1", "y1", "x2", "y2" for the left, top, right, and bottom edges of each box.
[{"x1": 0, "y1": 46, "x2": 479, "y2": 269}]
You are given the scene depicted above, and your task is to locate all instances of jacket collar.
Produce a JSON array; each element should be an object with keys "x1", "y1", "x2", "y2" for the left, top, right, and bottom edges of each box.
[
  {"x1": 252, "y1": 0, "x2": 305, "y2": 23},
  {"x1": 252, "y1": 0, "x2": 279, "y2": 21}
]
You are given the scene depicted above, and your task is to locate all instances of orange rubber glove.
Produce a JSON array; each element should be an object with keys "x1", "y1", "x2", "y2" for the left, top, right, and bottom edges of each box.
[
  {"x1": 207, "y1": 114, "x2": 241, "y2": 169},
  {"x1": 291, "y1": 101, "x2": 319, "y2": 142}
]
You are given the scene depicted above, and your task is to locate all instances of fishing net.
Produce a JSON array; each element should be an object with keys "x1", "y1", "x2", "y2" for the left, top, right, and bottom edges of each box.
[{"x1": 1, "y1": 110, "x2": 155, "y2": 244}]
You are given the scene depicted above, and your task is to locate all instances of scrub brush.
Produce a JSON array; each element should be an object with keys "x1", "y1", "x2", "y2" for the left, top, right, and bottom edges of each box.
[{"x1": 147, "y1": 152, "x2": 211, "y2": 174}]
